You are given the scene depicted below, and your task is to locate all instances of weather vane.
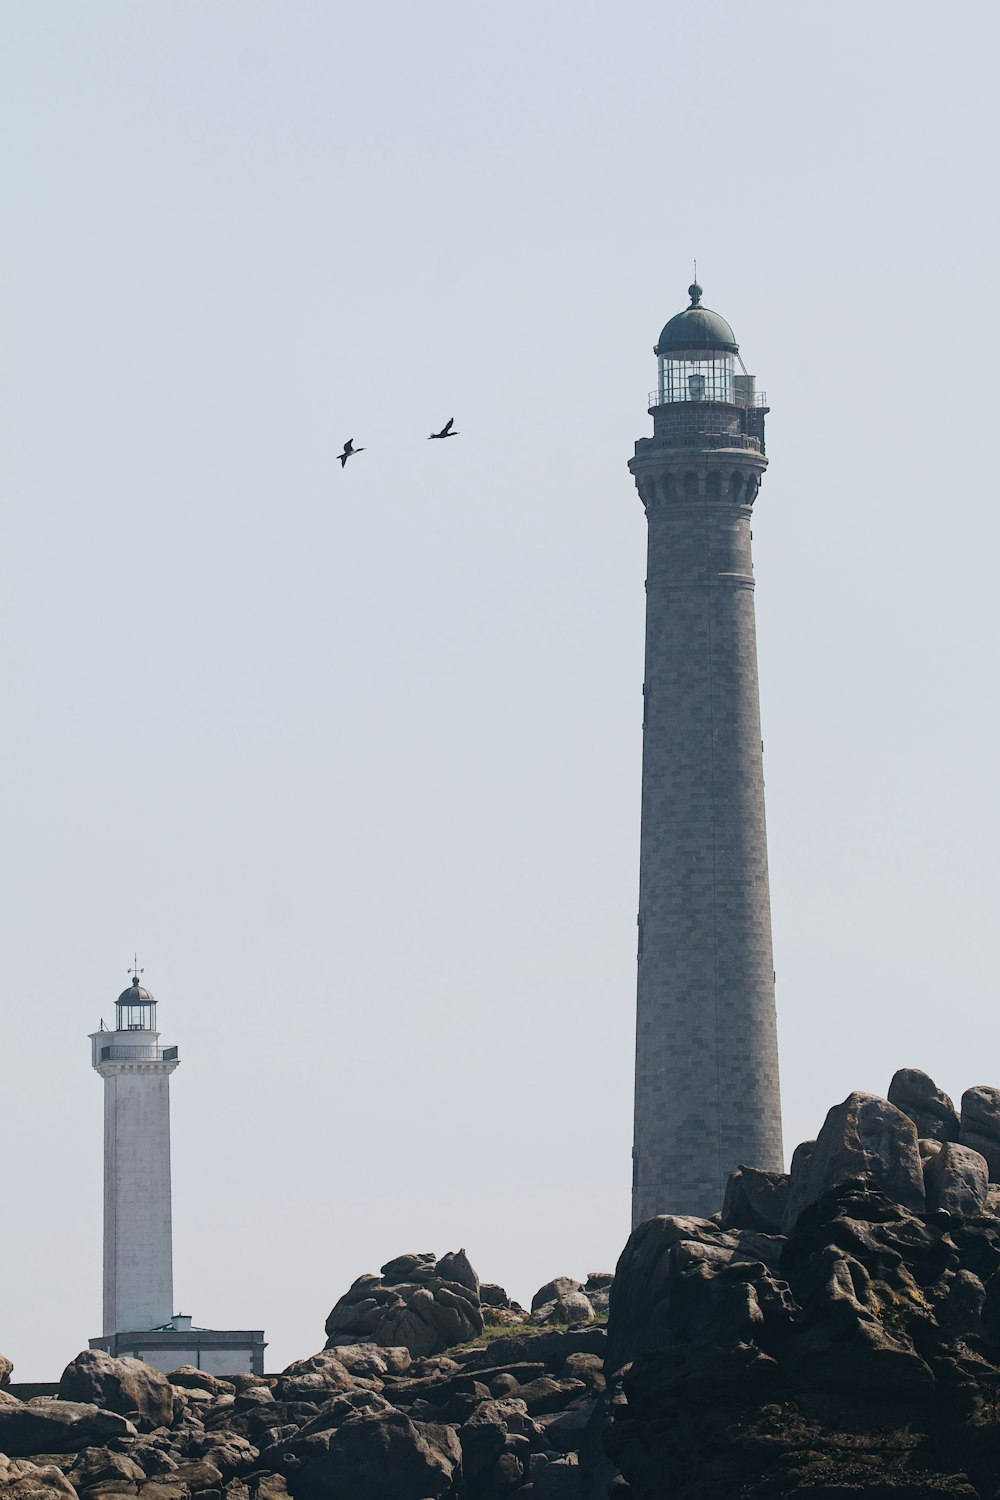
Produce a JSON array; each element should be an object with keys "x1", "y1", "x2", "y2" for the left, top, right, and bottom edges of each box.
[{"x1": 128, "y1": 953, "x2": 143, "y2": 982}]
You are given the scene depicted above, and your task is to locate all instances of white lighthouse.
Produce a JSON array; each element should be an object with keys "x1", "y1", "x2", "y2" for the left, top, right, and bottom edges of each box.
[
  {"x1": 89, "y1": 967, "x2": 265, "y2": 1375},
  {"x1": 90, "y1": 969, "x2": 178, "y2": 1335}
]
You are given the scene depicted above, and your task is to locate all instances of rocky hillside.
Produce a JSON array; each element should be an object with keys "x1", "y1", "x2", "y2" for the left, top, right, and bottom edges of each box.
[
  {"x1": 0, "y1": 1256, "x2": 612, "y2": 1499},
  {"x1": 605, "y1": 1072, "x2": 1000, "y2": 1498},
  {"x1": 2, "y1": 1068, "x2": 999, "y2": 1499}
]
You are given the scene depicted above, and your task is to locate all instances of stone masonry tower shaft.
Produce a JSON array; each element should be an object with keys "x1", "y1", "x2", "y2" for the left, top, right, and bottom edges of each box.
[{"x1": 629, "y1": 284, "x2": 783, "y2": 1225}]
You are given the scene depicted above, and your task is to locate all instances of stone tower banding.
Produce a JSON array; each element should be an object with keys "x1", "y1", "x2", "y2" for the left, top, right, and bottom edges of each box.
[
  {"x1": 629, "y1": 283, "x2": 784, "y2": 1226},
  {"x1": 90, "y1": 970, "x2": 179, "y2": 1336}
]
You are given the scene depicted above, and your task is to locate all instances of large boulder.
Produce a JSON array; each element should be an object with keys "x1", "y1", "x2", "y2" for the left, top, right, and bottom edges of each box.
[
  {"x1": 607, "y1": 1078, "x2": 1000, "y2": 1500},
  {"x1": 782, "y1": 1092, "x2": 924, "y2": 1232},
  {"x1": 888, "y1": 1068, "x2": 961, "y2": 1142},
  {"x1": 59, "y1": 1349, "x2": 174, "y2": 1431},
  {"x1": 0, "y1": 1398, "x2": 136, "y2": 1456},
  {"x1": 66, "y1": 1446, "x2": 147, "y2": 1492},
  {"x1": 924, "y1": 1140, "x2": 990, "y2": 1217},
  {"x1": 607, "y1": 1213, "x2": 783, "y2": 1372},
  {"x1": 0, "y1": 1455, "x2": 78, "y2": 1499},
  {"x1": 284, "y1": 1404, "x2": 461, "y2": 1500},
  {"x1": 960, "y1": 1085, "x2": 1000, "y2": 1180},
  {"x1": 721, "y1": 1166, "x2": 790, "y2": 1235},
  {"x1": 0, "y1": 1356, "x2": 11, "y2": 1391},
  {"x1": 324, "y1": 1250, "x2": 483, "y2": 1356}
]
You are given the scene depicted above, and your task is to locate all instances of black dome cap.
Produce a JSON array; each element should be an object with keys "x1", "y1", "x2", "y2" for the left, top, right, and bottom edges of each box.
[{"x1": 655, "y1": 283, "x2": 739, "y2": 356}]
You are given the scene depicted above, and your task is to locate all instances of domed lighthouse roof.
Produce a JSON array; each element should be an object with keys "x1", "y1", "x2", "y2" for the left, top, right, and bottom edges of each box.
[
  {"x1": 118, "y1": 975, "x2": 155, "y2": 1006},
  {"x1": 655, "y1": 283, "x2": 739, "y2": 355}
]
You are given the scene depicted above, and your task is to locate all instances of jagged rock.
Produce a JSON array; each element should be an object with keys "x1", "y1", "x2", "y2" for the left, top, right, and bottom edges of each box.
[
  {"x1": 935, "y1": 1269, "x2": 987, "y2": 1338},
  {"x1": 782, "y1": 1092, "x2": 925, "y2": 1232},
  {"x1": 721, "y1": 1165, "x2": 790, "y2": 1235},
  {"x1": 311, "y1": 1343, "x2": 409, "y2": 1379},
  {"x1": 0, "y1": 1398, "x2": 137, "y2": 1456},
  {"x1": 324, "y1": 1250, "x2": 483, "y2": 1356},
  {"x1": 0, "y1": 1356, "x2": 11, "y2": 1391},
  {"x1": 181, "y1": 1431, "x2": 259, "y2": 1478},
  {"x1": 59, "y1": 1350, "x2": 174, "y2": 1431},
  {"x1": 888, "y1": 1068, "x2": 961, "y2": 1142},
  {"x1": 166, "y1": 1366, "x2": 229, "y2": 1396},
  {"x1": 0, "y1": 1455, "x2": 79, "y2": 1498},
  {"x1": 274, "y1": 1352, "x2": 364, "y2": 1403},
  {"x1": 582, "y1": 1273, "x2": 613, "y2": 1317},
  {"x1": 607, "y1": 1214, "x2": 782, "y2": 1372},
  {"x1": 434, "y1": 1249, "x2": 479, "y2": 1295},
  {"x1": 960, "y1": 1085, "x2": 1000, "y2": 1180},
  {"x1": 285, "y1": 1405, "x2": 461, "y2": 1500},
  {"x1": 459, "y1": 1396, "x2": 541, "y2": 1486},
  {"x1": 67, "y1": 1444, "x2": 148, "y2": 1490},
  {"x1": 608, "y1": 1083, "x2": 1000, "y2": 1500},
  {"x1": 924, "y1": 1140, "x2": 990, "y2": 1217},
  {"x1": 511, "y1": 1376, "x2": 587, "y2": 1416}
]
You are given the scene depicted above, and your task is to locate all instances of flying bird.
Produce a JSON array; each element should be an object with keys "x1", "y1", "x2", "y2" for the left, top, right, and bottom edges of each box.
[
  {"x1": 338, "y1": 438, "x2": 365, "y2": 468},
  {"x1": 428, "y1": 418, "x2": 458, "y2": 440}
]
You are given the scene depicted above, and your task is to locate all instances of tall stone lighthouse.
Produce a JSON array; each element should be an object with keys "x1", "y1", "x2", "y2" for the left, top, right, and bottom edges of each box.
[
  {"x1": 89, "y1": 969, "x2": 266, "y2": 1373},
  {"x1": 629, "y1": 283, "x2": 783, "y2": 1226},
  {"x1": 90, "y1": 971, "x2": 179, "y2": 1337}
]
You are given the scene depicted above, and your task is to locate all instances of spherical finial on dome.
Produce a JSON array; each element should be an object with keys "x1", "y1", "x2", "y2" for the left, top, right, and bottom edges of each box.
[{"x1": 688, "y1": 282, "x2": 703, "y2": 306}]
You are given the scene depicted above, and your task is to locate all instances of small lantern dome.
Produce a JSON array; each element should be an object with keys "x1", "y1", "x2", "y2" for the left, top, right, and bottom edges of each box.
[
  {"x1": 651, "y1": 283, "x2": 756, "y2": 408},
  {"x1": 117, "y1": 977, "x2": 155, "y2": 1007},
  {"x1": 654, "y1": 284, "x2": 739, "y2": 356},
  {"x1": 115, "y1": 972, "x2": 157, "y2": 1031}
]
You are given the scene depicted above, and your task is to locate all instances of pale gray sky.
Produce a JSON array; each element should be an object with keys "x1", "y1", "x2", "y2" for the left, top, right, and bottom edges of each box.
[{"x1": 2, "y1": 1, "x2": 998, "y2": 1379}]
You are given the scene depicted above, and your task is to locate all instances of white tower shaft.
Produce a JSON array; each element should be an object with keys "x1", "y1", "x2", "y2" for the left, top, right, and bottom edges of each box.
[
  {"x1": 91, "y1": 977, "x2": 179, "y2": 1336},
  {"x1": 100, "y1": 1061, "x2": 175, "y2": 1333}
]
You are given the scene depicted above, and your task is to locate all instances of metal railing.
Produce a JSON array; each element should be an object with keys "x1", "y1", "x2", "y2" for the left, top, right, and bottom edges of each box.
[
  {"x1": 648, "y1": 390, "x2": 767, "y2": 409},
  {"x1": 98, "y1": 1044, "x2": 178, "y2": 1062}
]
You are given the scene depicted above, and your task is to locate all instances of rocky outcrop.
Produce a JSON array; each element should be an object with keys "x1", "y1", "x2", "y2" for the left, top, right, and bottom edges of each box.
[
  {"x1": 889, "y1": 1066, "x2": 961, "y2": 1142},
  {"x1": 59, "y1": 1349, "x2": 175, "y2": 1431},
  {"x1": 0, "y1": 1399, "x2": 136, "y2": 1457},
  {"x1": 783, "y1": 1090, "x2": 925, "y2": 1231},
  {"x1": 606, "y1": 1072, "x2": 1000, "y2": 1500},
  {"x1": 0, "y1": 1454, "x2": 79, "y2": 1498},
  {"x1": 0, "y1": 1255, "x2": 606, "y2": 1499},
  {"x1": 961, "y1": 1085, "x2": 1000, "y2": 1180},
  {"x1": 324, "y1": 1251, "x2": 487, "y2": 1356},
  {"x1": 0, "y1": 1360, "x2": 11, "y2": 1394}
]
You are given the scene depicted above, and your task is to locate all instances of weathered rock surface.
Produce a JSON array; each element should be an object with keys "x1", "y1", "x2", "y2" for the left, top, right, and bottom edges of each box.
[
  {"x1": 0, "y1": 1453, "x2": 79, "y2": 1498},
  {"x1": 721, "y1": 1163, "x2": 790, "y2": 1235},
  {"x1": 323, "y1": 1250, "x2": 487, "y2": 1357},
  {"x1": 0, "y1": 1397, "x2": 136, "y2": 1456},
  {"x1": 783, "y1": 1090, "x2": 925, "y2": 1231},
  {"x1": 606, "y1": 1076, "x2": 1000, "y2": 1500},
  {"x1": 0, "y1": 1254, "x2": 605, "y2": 1498},
  {"x1": 960, "y1": 1084, "x2": 1000, "y2": 1180},
  {"x1": 59, "y1": 1349, "x2": 175, "y2": 1431},
  {"x1": 0, "y1": 1360, "x2": 11, "y2": 1394},
  {"x1": 889, "y1": 1066, "x2": 962, "y2": 1142},
  {"x1": 924, "y1": 1139, "x2": 991, "y2": 1217}
]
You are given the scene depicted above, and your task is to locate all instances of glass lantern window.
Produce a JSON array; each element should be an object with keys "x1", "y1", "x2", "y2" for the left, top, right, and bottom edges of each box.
[
  {"x1": 659, "y1": 350, "x2": 735, "y2": 404},
  {"x1": 118, "y1": 1001, "x2": 156, "y2": 1031}
]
